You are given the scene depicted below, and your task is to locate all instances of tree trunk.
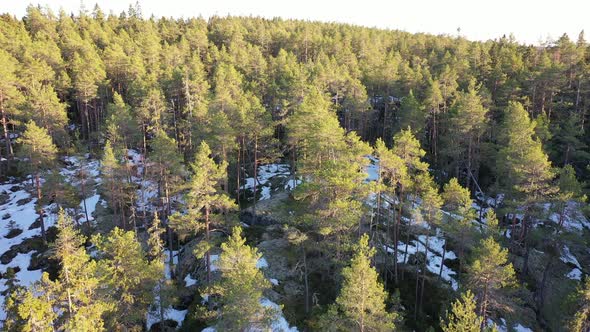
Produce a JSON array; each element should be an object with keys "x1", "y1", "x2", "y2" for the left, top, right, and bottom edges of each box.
[
  {"x1": 439, "y1": 233, "x2": 446, "y2": 278},
  {"x1": 419, "y1": 234, "x2": 430, "y2": 314},
  {"x1": 480, "y1": 282, "x2": 489, "y2": 330},
  {"x1": 253, "y1": 135, "x2": 258, "y2": 224},
  {"x1": 394, "y1": 187, "x2": 404, "y2": 284},
  {"x1": 303, "y1": 247, "x2": 310, "y2": 314},
  {"x1": 36, "y1": 172, "x2": 46, "y2": 244},
  {"x1": 236, "y1": 139, "x2": 241, "y2": 209},
  {"x1": 1, "y1": 98, "x2": 13, "y2": 159},
  {"x1": 205, "y1": 207, "x2": 211, "y2": 285},
  {"x1": 81, "y1": 173, "x2": 89, "y2": 223}
]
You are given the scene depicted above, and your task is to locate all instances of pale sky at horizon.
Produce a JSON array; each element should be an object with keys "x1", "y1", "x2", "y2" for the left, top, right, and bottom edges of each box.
[{"x1": 3, "y1": 0, "x2": 590, "y2": 45}]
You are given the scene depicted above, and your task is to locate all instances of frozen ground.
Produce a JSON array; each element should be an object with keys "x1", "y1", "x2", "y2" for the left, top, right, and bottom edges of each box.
[
  {"x1": 241, "y1": 163, "x2": 297, "y2": 201},
  {"x1": 384, "y1": 229, "x2": 459, "y2": 291},
  {"x1": 0, "y1": 154, "x2": 103, "y2": 322}
]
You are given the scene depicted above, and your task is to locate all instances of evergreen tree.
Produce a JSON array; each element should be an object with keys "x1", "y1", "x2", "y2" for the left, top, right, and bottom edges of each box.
[
  {"x1": 497, "y1": 101, "x2": 556, "y2": 240},
  {"x1": 555, "y1": 165, "x2": 586, "y2": 230},
  {"x1": 10, "y1": 283, "x2": 56, "y2": 332},
  {"x1": 171, "y1": 141, "x2": 235, "y2": 284},
  {"x1": 147, "y1": 129, "x2": 184, "y2": 272},
  {"x1": 100, "y1": 140, "x2": 124, "y2": 227},
  {"x1": 0, "y1": 49, "x2": 24, "y2": 158},
  {"x1": 441, "y1": 290, "x2": 482, "y2": 332},
  {"x1": 331, "y1": 234, "x2": 397, "y2": 332},
  {"x1": 17, "y1": 121, "x2": 57, "y2": 243},
  {"x1": 374, "y1": 138, "x2": 408, "y2": 284},
  {"x1": 54, "y1": 209, "x2": 110, "y2": 331},
  {"x1": 442, "y1": 178, "x2": 476, "y2": 272},
  {"x1": 24, "y1": 83, "x2": 68, "y2": 145},
  {"x1": 105, "y1": 92, "x2": 138, "y2": 150},
  {"x1": 397, "y1": 90, "x2": 426, "y2": 139},
  {"x1": 93, "y1": 228, "x2": 160, "y2": 330},
  {"x1": 570, "y1": 277, "x2": 590, "y2": 332},
  {"x1": 147, "y1": 211, "x2": 175, "y2": 327},
  {"x1": 441, "y1": 82, "x2": 488, "y2": 186},
  {"x1": 468, "y1": 237, "x2": 516, "y2": 327},
  {"x1": 206, "y1": 226, "x2": 272, "y2": 331}
]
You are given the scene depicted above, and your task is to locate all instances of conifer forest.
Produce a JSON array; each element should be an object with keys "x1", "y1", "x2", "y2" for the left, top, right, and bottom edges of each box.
[{"x1": 1, "y1": 3, "x2": 590, "y2": 332}]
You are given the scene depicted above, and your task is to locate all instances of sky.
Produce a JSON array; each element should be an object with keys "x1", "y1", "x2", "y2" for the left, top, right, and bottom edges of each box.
[{"x1": 3, "y1": 0, "x2": 590, "y2": 45}]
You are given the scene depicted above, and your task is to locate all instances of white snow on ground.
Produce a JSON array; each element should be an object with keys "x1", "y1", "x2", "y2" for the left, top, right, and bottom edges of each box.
[
  {"x1": 146, "y1": 305, "x2": 187, "y2": 330},
  {"x1": 384, "y1": 231, "x2": 459, "y2": 291},
  {"x1": 163, "y1": 250, "x2": 179, "y2": 279},
  {"x1": 209, "y1": 254, "x2": 220, "y2": 272},
  {"x1": 414, "y1": 238, "x2": 459, "y2": 291},
  {"x1": 0, "y1": 155, "x2": 105, "y2": 323},
  {"x1": 487, "y1": 319, "x2": 533, "y2": 332},
  {"x1": 147, "y1": 249, "x2": 187, "y2": 330},
  {"x1": 513, "y1": 324, "x2": 534, "y2": 332},
  {"x1": 256, "y1": 257, "x2": 269, "y2": 269},
  {"x1": 566, "y1": 268, "x2": 583, "y2": 281},
  {"x1": 184, "y1": 274, "x2": 198, "y2": 287},
  {"x1": 80, "y1": 193, "x2": 100, "y2": 223},
  {"x1": 259, "y1": 186, "x2": 272, "y2": 201},
  {"x1": 365, "y1": 155, "x2": 380, "y2": 182},
  {"x1": 258, "y1": 298, "x2": 298, "y2": 332},
  {"x1": 241, "y1": 163, "x2": 293, "y2": 200},
  {"x1": 242, "y1": 164, "x2": 291, "y2": 190},
  {"x1": 284, "y1": 179, "x2": 301, "y2": 191},
  {"x1": 560, "y1": 245, "x2": 582, "y2": 270},
  {"x1": 547, "y1": 201, "x2": 590, "y2": 231}
]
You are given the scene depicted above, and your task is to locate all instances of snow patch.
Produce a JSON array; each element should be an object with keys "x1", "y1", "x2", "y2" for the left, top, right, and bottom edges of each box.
[
  {"x1": 184, "y1": 274, "x2": 198, "y2": 287},
  {"x1": 560, "y1": 245, "x2": 582, "y2": 270},
  {"x1": 566, "y1": 268, "x2": 583, "y2": 281}
]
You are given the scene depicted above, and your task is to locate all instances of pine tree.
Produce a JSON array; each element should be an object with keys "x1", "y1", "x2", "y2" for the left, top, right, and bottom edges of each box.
[
  {"x1": 54, "y1": 209, "x2": 110, "y2": 331},
  {"x1": 391, "y1": 128, "x2": 429, "y2": 272},
  {"x1": 105, "y1": 92, "x2": 138, "y2": 150},
  {"x1": 415, "y1": 174, "x2": 443, "y2": 316},
  {"x1": 484, "y1": 208, "x2": 501, "y2": 239},
  {"x1": 147, "y1": 211, "x2": 175, "y2": 328},
  {"x1": 397, "y1": 90, "x2": 426, "y2": 139},
  {"x1": 497, "y1": 101, "x2": 556, "y2": 240},
  {"x1": 570, "y1": 277, "x2": 590, "y2": 332},
  {"x1": 170, "y1": 141, "x2": 235, "y2": 284},
  {"x1": 24, "y1": 83, "x2": 68, "y2": 146},
  {"x1": 442, "y1": 178, "x2": 476, "y2": 273},
  {"x1": 2, "y1": 268, "x2": 25, "y2": 331},
  {"x1": 555, "y1": 165, "x2": 586, "y2": 230},
  {"x1": 136, "y1": 88, "x2": 165, "y2": 154},
  {"x1": 442, "y1": 82, "x2": 488, "y2": 186},
  {"x1": 41, "y1": 172, "x2": 78, "y2": 210},
  {"x1": 100, "y1": 140, "x2": 127, "y2": 228},
  {"x1": 207, "y1": 226, "x2": 272, "y2": 331},
  {"x1": 93, "y1": 228, "x2": 160, "y2": 330},
  {"x1": 441, "y1": 290, "x2": 482, "y2": 332},
  {"x1": 12, "y1": 284, "x2": 57, "y2": 332},
  {"x1": 332, "y1": 234, "x2": 397, "y2": 332},
  {"x1": 374, "y1": 138, "x2": 408, "y2": 284},
  {"x1": 71, "y1": 47, "x2": 106, "y2": 137},
  {"x1": 0, "y1": 49, "x2": 24, "y2": 158},
  {"x1": 468, "y1": 237, "x2": 516, "y2": 327},
  {"x1": 148, "y1": 129, "x2": 184, "y2": 273},
  {"x1": 17, "y1": 121, "x2": 57, "y2": 243},
  {"x1": 423, "y1": 78, "x2": 443, "y2": 158}
]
